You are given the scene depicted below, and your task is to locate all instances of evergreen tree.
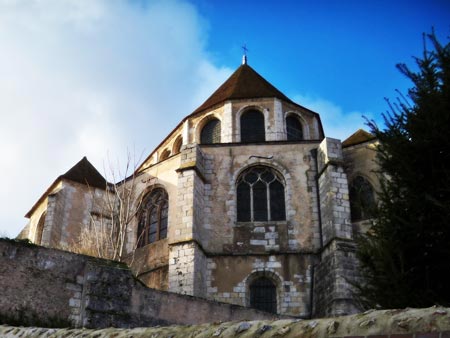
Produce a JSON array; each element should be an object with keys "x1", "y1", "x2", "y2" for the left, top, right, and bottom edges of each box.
[{"x1": 356, "y1": 31, "x2": 450, "y2": 309}]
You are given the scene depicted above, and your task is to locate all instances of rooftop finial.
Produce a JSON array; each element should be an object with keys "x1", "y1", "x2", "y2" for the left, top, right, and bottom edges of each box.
[{"x1": 242, "y1": 44, "x2": 248, "y2": 65}]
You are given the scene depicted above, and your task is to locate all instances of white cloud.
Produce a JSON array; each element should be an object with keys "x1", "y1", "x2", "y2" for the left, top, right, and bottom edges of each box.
[
  {"x1": 0, "y1": 0, "x2": 232, "y2": 237},
  {"x1": 292, "y1": 94, "x2": 375, "y2": 141}
]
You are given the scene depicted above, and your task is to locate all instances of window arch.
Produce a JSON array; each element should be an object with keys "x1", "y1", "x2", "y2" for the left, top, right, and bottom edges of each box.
[
  {"x1": 200, "y1": 118, "x2": 221, "y2": 144},
  {"x1": 250, "y1": 277, "x2": 277, "y2": 313},
  {"x1": 173, "y1": 136, "x2": 183, "y2": 154},
  {"x1": 137, "y1": 188, "x2": 168, "y2": 247},
  {"x1": 159, "y1": 149, "x2": 171, "y2": 161},
  {"x1": 241, "y1": 110, "x2": 265, "y2": 143},
  {"x1": 237, "y1": 166, "x2": 286, "y2": 222},
  {"x1": 35, "y1": 211, "x2": 46, "y2": 245},
  {"x1": 286, "y1": 115, "x2": 303, "y2": 141},
  {"x1": 349, "y1": 176, "x2": 376, "y2": 221}
]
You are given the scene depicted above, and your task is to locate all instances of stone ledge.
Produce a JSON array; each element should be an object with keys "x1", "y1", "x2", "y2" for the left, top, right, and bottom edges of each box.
[{"x1": 1, "y1": 306, "x2": 449, "y2": 338}]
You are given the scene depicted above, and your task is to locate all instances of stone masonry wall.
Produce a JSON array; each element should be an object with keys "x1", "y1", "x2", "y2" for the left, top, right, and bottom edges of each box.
[
  {"x1": 317, "y1": 138, "x2": 353, "y2": 246},
  {"x1": 168, "y1": 143, "x2": 208, "y2": 297},
  {"x1": 0, "y1": 239, "x2": 281, "y2": 329},
  {"x1": 313, "y1": 239, "x2": 360, "y2": 317},
  {"x1": 314, "y1": 137, "x2": 360, "y2": 318},
  {"x1": 2, "y1": 306, "x2": 449, "y2": 337}
]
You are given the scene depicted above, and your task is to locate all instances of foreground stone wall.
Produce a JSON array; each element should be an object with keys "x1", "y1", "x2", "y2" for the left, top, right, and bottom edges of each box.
[
  {"x1": 0, "y1": 239, "x2": 279, "y2": 329},
  {"x1": 1, "y1": 306, "x2": 449, "y2": 337}
]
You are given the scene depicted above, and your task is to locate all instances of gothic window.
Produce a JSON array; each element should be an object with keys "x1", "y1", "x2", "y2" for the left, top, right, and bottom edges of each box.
[
  {"x1": 250, "y1": 277, "x2": 277, "y2": 313},
  {"x1": 349, "y1": 176, "x2": 376, "y2": 222},
  {"x1": 173, "y1": 136, "x2": 183, "y2": 154},
  {"x1": 200, "y1": 118, "x2": 221, "y2": 144},
  {"x1": 137, "y1": 188, "x2": 168, "y2": 247},
  {"x1": 286, "y1": 115, "x2": 303, "y2": 141},
  {"x1": 35, "y1": 211, "x2": 46, "y2": 245},
  {"x1": 160, "y1": 149, "x2": 171, "y2": 161},
  {"x1": 237, "y1": 166, "x2": 286, "y2": 222},
  {"x1": 241, "y1": 110, "x2": 265, "y2": 143}
]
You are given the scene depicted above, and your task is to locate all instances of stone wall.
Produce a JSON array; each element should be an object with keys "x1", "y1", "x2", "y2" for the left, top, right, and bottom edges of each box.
[
  {"x1": 1, "y1": 306, "x2": 449, "y2": 337},
  {"x1": 314, "y1": 138, "x2": 360, "y2": 317},
  {"x1": 0, "y1": 239, "x2": 281, "y2": 329}
]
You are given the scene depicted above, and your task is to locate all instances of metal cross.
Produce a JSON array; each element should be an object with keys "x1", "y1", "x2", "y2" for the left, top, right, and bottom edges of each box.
[{"x1": 242, "y1": 44, "x2": 249, "y2": 56}]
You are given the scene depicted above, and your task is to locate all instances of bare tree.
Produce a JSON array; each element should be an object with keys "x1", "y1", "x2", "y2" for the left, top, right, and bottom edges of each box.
[{"x1": 72, "y1": 150, "x2": 154, "y2": 263}]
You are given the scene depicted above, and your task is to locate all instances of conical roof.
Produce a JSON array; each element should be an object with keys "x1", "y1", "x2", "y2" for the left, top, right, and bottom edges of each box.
[
  {"x1": 61, "y1": 156, "x2": 107, "y2": 189},
  {"x1": 193, "y1": 63, "x2": 294, "y2": 114}
]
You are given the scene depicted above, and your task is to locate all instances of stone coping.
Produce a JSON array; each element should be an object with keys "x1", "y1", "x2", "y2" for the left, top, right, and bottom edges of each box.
[{"x1": 1, "y1": 306, "x2": 449, "y2": 337}]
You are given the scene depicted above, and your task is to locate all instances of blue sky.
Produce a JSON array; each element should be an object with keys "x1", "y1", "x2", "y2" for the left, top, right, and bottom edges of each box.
[{"x1": 0, "y1": 0, "x2": 448, "y2": 237}]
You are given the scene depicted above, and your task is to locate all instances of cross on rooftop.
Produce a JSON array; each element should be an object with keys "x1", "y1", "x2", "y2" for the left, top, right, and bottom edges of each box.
[{"x1": 242, "y1": 44, "x2": 249, "y2": 65}]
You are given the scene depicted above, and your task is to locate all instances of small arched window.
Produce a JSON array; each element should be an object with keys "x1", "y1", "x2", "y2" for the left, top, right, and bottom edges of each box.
[
  {"x1": 173, "y1": 136, "x2": 183, "y2": 154},
  {"x1": 349, "y1": 176, "x2": 376, "y2": 222},
  {"x1": 137, "y1": 188, "x2": 168, "y2": 247},
  {"x1": 160, "y1": 149, "x2": 171, "y2": 161},
  {"x1": 201, "y1": 118, "x2": 221, "y2": 144},
  {"x1": 35, "y1": 211, "x2": 46, "y2": 245},
  {"x1": 286, "y1": 115, "x2": 303, "y2": 141},
  {"x1": 237, "y1": 166, "x2": 285, "y2": 222},
  {"x1": 250, "y1": 277, "x2": 277, "y2": 314},
  {"x1": 241, "y1": 110, "x2": 265, "y2": 143}
]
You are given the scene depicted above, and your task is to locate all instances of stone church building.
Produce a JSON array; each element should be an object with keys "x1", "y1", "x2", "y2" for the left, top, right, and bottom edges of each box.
[{"x1": 20, "y1": 59, "x2": 379, "y2": 318}]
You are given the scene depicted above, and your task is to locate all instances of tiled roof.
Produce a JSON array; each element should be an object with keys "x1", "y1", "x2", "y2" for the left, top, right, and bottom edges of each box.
[
  {"x1": 342, "y1": 129, "x2": 376, "y2": 147},
  {"x1": 25, "y1": 157, "x2": 107, "y2": 218},
  {"x1": 192, "y1": 64, "x2": 294, "y2": 114},
  {"x1": 61, "y1": 156, "x2": 107, "y2": 189}
]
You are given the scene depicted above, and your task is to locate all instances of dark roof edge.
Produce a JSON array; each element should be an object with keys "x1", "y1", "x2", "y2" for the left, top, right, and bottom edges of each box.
[{"x1": 342, "y1": 136, "x2": 377, "y2": 148}]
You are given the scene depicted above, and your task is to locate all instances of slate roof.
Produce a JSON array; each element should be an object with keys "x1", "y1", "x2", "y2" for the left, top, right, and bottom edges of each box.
[
  {"x1": 25, "y1": 157, "x2": 106, "y2": 218},
  {"x1": 192, "y1": 63, "x2": 295, "y2": 114},
  {"x1": 342, "y1": 129, "x2": 376, "y2": 148},
  {"x1": 61, "y1": 156, "x2": 107, "y2": 189}
]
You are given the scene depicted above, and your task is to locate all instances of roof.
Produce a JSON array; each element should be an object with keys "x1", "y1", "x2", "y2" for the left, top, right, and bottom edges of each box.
[
  {"x1": 137, "y1": 63, "x2": 325, "y2": 172},
  {"x1": 342, "y1": 129, "x2": 376, "y2": 148},
  {"x1": 25, "y1": 157, "x2": 107, "y2": 218},
  {"x1": 61, "y1": 156, "x2": 107, "y2": 189},
  {"x1": 192, "y1": 63, "x2": 295, "y2": 114}
]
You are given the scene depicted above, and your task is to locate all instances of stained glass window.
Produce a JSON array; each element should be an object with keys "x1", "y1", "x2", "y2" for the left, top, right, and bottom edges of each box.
[
  {"x1": 137, "y1": 188, "x2": 169, "y2": 247},
  {"x1": 237, "y1": 166, "x2": 285, "y2": 222},
  {"x1": 286, "y1": 115, "x2": 303, "y2": 141},
  {"x1": 201, "y1": 118, "x2": 221, "y2": 144},
  {"x1": 241, "y1": 110, "x2": 265, "y2": 143}
]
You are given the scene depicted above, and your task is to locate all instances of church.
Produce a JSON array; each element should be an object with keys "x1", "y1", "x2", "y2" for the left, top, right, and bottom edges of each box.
[{"x1": 20, "y1": 57, "x2": 379, "y2": 318}]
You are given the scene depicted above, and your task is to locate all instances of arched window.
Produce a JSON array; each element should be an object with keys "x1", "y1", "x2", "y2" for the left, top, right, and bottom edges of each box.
[
  {"x1": 241, "y1": 110, "x2": 265, "y2": 143},
  {"x1": 159, "y1": 149, "x2": 171, "y2": 161},
  {"x1": 286, "y1": 115, "x2": 303, "y2": 141},
  {"x1": 349, "y1": 176, "x2": 376, "y2": 221},
  {"x1": 237, "y1": 166, "x2": 285, "y2": 222},
  {"x1": 137, "y1": 188, "x2": 168, "y2": 247},
  {"x1": 173, "y1": 136, "x2": 183, "y2": 154},
  {"x1": 200, "y1": 118, "x2": 221, "y2": 144},
  {"x1": 250, "y1": 277, "x2": 277, "y2": 314},
  {"x1": 35, "y1": 211, "x2": 46, "y2": 245}
]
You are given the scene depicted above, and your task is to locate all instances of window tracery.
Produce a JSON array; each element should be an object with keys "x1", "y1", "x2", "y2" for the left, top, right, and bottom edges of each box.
[
  {"x1": 237, "y1": 166, "x2": 286, "y2": 222},
  {"x1": 137, "y1": 188, "x2": 168, "y2": 247}
]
